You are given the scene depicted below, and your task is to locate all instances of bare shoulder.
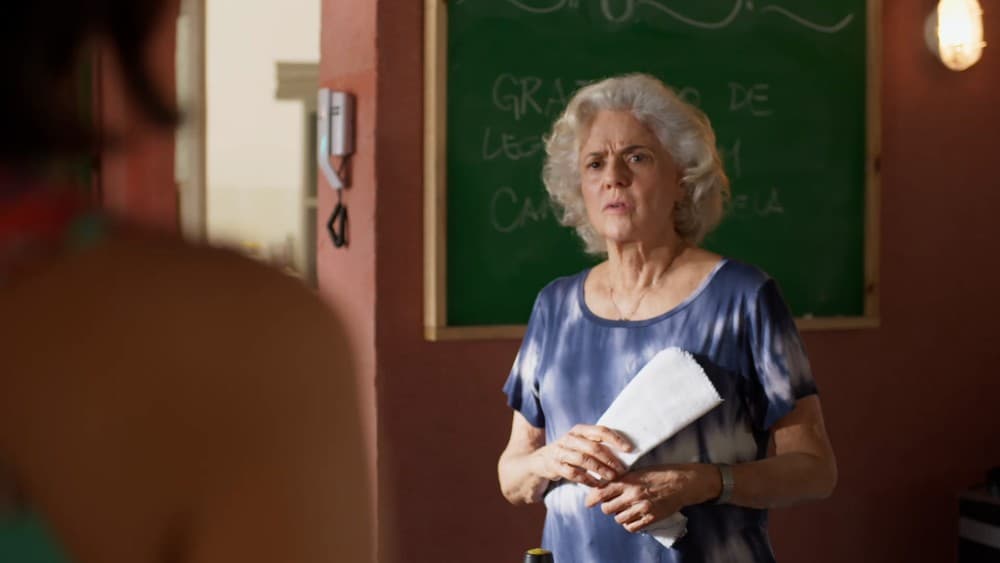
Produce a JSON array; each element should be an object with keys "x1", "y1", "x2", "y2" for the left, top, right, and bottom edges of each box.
[
  {"x1": 0, "y1": 229, "x2": 354, "y2": 435},
  {"x1": 674, "y1": 246, "x2": 724, "y2": 287},
  {"x1": 684, "y1": 247, "x2": 724, "y2": 272},
  {"x1": 2, "y1": 230, "x2": 338, "y2": 345},
  {"x1": 0, "y1": 232, "x2": 371, "y2": 562}
]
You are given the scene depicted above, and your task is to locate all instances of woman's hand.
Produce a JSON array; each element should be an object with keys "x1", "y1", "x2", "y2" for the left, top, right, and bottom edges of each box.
[
  {"x1": 585, "y1": 463, "x2": 720, "y2": 533},
  {"x1": 530, "y1": 424, "x2": 633, "y2": 487}
]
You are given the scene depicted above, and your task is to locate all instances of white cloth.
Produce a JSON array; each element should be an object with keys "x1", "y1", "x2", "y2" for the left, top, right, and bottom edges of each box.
[{"x1": 590, "y1": 347, "x2": 723, "y2": 548}]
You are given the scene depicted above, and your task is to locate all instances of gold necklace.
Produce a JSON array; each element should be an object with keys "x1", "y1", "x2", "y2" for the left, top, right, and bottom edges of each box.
[
  {"x1": 607, "y1": 243, "x2": 687, "y2": 321},
  {"x1": 608, "y1": 284, "x2": 654, "y2": 321}
]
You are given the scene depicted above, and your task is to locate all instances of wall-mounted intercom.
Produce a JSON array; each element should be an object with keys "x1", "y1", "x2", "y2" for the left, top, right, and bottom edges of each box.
[
  {"x1": 317, "y1": 89, "x2": 355, "y2": 247},
  {"x1": 317, "y1": 88, "x2": 355, "y2": 190}
]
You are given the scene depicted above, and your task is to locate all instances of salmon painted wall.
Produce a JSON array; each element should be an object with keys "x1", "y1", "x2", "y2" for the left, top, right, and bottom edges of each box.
[
  {"x1": 316, "y1": 0, "x2": 380, "y2": 559},
  {"x1": 769, "y1": 2, "x2": 1000, "y2": 561},
  {"x1": 96, "y1": 0, "x2": 179, "y2": 232},
  {"x1": 372, "y1": 3, "x2": 541, "y2": 560},
  {"x1": 368, "y1": 2, "x2": 1000, "y2": 563}
]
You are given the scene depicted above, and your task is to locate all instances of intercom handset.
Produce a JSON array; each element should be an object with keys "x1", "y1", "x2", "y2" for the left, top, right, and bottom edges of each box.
[{"x1": 317, "y1": 89, "x2": 355, "y2": 190}]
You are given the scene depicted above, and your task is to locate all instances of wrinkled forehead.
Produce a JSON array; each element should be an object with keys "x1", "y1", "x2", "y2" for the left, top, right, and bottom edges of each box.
[{"x1": 578, "y1": 109, "x2": 663, "y2": 154}]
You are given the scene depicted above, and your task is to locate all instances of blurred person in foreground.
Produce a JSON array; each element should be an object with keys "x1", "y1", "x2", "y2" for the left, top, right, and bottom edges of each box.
[{"x1": 0, "y1": 2, "x2": 372, "y2": 562}]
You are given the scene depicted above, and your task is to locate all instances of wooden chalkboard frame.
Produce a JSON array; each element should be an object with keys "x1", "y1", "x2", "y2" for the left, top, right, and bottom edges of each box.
[{"x1": 423, "y1": 0, "x2": 881, "y2": 341}]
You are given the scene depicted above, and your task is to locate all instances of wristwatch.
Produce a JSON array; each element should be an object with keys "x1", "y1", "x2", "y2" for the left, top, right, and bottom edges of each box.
[{"x1": 715, "y1": 464, "x2": 734, "y2": 505}]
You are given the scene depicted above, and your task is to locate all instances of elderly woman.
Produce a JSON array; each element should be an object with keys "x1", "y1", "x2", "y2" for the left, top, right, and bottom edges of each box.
[{"x1": 497, "y1": 74, "x2": 837, "y2": 562}]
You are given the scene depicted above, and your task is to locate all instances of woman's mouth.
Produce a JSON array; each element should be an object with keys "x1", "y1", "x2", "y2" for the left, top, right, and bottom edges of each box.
[{"x1": 603, "y1": 201, "x2": 631, "y2": 213}]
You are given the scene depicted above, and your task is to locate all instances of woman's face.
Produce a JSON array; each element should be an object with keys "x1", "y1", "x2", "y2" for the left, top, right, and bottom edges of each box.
[{"x1": 579, "y1": 110, "x2": 683, "y2": 247}]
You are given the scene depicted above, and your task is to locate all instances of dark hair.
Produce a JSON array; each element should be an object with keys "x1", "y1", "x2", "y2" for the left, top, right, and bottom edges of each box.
[{"x1": 0, "y1": 0, "x2": 179, "y2": 166}]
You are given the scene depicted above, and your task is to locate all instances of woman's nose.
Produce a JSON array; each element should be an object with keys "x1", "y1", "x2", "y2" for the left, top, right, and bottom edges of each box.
[{"x1": 602, "y1": 158, "x2": 630, "y2": 189}]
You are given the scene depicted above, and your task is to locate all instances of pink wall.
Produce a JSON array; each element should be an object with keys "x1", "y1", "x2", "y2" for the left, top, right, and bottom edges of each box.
[
  {"x1": 770, "y1": 2, "x2": 1000, "y2": 561},
  {"x1": 323, "y1": 1, "x2": 1000, "y2": 561},
  {"x1": 316, "y1": 0, "x2": 380, "y2": 558}
]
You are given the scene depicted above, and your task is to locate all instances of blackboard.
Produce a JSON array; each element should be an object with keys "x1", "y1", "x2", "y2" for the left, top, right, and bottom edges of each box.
[{"x1": 424, "y1": 0, "x2": 880, "y2": 339}]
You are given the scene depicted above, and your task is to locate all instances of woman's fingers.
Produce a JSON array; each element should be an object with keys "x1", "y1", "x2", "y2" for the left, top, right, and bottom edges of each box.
[
  {"x1": 550, "y1": 445, "x2": 607, "y2": 485},
  {"x1": 600, "y1": 492, "x2": 633, "y2": 516},
  {"x1": 600, "y1": 481, "x2": 648, "y2": 515},
  {"x1": 585, "y1": 481, "x2": 622, "y2": 508},
  {"x1": 609, "y1": 498, "x2": 655, "y2": 532},
  {"x1": 538, "y1": 426, "x2": 632, "y2": 486},
  {"x1": 562, "y1": 433, "x2": 626, "y2": 475},
  {"x1": 558, "y1": 444, "x2": 620, "y2": 481},
  {"x1": 622, "y1": 509, "x2": 656, "y2": 533},
  {"x1": 570, "y1": 424, "x2": 633, "y2": 453},
  {"x1": 552, "y1": 455, "x2": 602, "y2": 487}
]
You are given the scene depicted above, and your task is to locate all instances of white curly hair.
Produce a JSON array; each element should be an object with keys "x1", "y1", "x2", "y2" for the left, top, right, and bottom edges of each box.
[{"x1": 542, "y1": 73, "x2": 730, "y2": 254}]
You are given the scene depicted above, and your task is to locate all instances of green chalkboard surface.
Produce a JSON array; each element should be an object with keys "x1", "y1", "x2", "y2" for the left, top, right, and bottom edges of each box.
[{"x1": 425, "y1": 0, "x2": 878, "y2": 337}]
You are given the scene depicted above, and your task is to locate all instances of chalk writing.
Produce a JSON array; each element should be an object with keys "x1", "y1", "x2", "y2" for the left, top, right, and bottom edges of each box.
[
  {"x1": 635, "y1": 0, "x2": 742, "y2": 30},
  {"x1": 678, "y1": 86, "x2": 702, "y2": 107},
  {"x1": 491, "y1": 74, "x2": 704, "y2": 119},
  {"x1": 504, "y1": 0, "x2": 570, "y2": 14},
  {"x1": 482, "y1": 128, "x2": 544, "y2": 161},
  {"x1": 759, "y1": 5, "x2": 854, "y2": 34},
  {"x1": 490, "y1": 187, "x2": 553, "y2": 233},
  {"x1": 503, "y1": 0, "x2": 855, "y2": 34},
  {"x1": 729, "y1": 83, "x2": 773, "y2": 117},
  {"x1": 718, "y1": 138, "x2": 743, "y2": 179},
  {"x1": 732, "y1": 187, "x2": 784, "y2": 217},
  {"x1": 492, "y1": 74, "x2": 590, "y2": 120}
]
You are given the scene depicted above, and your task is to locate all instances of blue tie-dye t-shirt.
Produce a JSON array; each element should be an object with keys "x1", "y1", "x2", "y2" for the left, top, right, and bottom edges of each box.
[{"x1": 503, "y1": 259, "x2": 818, "y2": 563}]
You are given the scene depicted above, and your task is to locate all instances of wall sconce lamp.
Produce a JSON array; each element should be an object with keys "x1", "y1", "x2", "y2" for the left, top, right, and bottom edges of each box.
[{"x1": 926, "y1": 0, "x2": 986, "y2": 71}]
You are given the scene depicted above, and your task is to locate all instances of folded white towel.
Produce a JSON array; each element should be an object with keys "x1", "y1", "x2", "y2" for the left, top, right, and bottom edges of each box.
[{"x1": 591, "y1": 347, "x2": 723, "y2": 548}]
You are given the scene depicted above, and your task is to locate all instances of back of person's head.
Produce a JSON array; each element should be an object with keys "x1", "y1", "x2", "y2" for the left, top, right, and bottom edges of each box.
[{"x1": 0, "y1": 0, "x2": 178, "y2": 170}]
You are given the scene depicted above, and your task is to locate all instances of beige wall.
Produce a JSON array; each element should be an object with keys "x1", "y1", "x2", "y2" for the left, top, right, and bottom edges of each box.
[{"x1": 205, "y1": 0, "x2": 318, "y2": 268}]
